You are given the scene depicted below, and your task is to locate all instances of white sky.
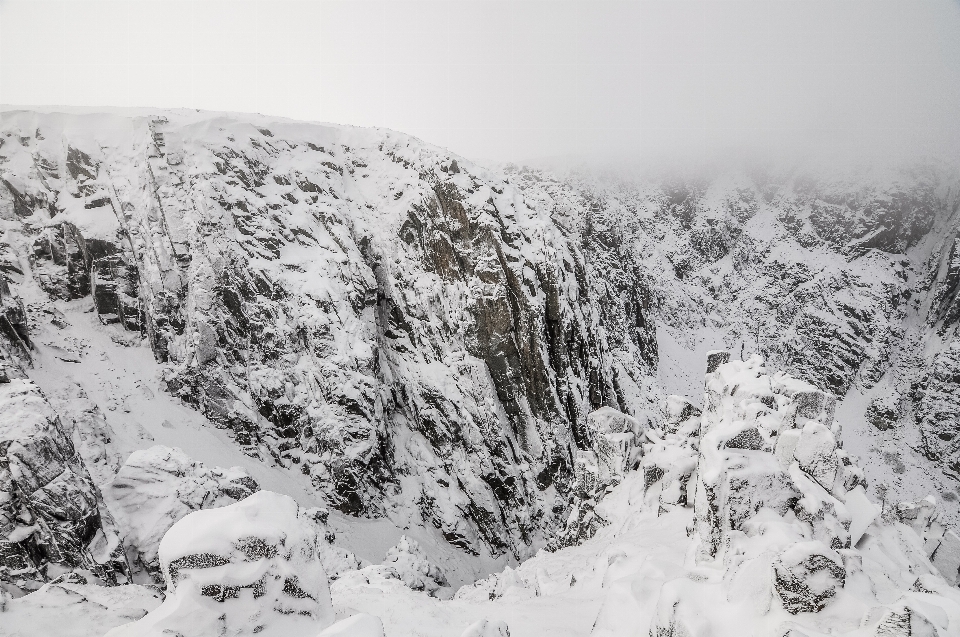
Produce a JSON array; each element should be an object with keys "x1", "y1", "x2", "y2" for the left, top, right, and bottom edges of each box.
[{"x1": 2, "y1": 0, "x2": 960, "y2": 164}]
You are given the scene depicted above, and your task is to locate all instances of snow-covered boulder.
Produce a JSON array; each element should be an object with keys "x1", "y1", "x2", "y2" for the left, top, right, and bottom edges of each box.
[
  {"x1": 640, "y1": 399, "x2": 700, "y2": 511},
  {"x1": 106, "y1": 491, "x2": 334, "y2": 637},
  {"x1": 0, "y1": 378, "x2": 128, "y2": 593},
  {"x1": 381, "y1": 535, "x2": 448, "y2": 596},
  {"x1": 330, "y1": 535, "x2": 447, "y2": 598},
  {"x1": 104, "y1": 445, "x2": 259, "y2": 582},
  {"x1": 772, "y1": 541, "x2": 846, "y2": 614},
  {"x1": 662, "y1": 394, "x2": 701, "y2": 437},
  {"x1": 574, "y1": 407, "x2": 645, "y2": 495}
]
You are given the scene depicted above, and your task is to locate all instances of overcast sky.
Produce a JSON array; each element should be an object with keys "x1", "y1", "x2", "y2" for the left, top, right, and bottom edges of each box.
[{"x1": 2, "y1": 0, "x2": 960, "y2": 164}]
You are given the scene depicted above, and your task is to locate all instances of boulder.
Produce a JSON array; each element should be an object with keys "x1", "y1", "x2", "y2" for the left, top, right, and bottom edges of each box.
[
  {"x1": 106, "y1": 491, "x2": 334, "y2": 637},
  {"x1": 930, "y1": 529, "x2": 960, "y2": 586},
  {"x1": 381, "y1": 535, "x2": 448, "y2": 596},
  {"x1": 104, "y1": 445, "x2": 260, "y2": 583},
  {"x1": 793, "y1": 422, "x2": 839, "y2": 490},
  {"x1": 773, "y1": 541, "x2": 845, "y2": 614}
]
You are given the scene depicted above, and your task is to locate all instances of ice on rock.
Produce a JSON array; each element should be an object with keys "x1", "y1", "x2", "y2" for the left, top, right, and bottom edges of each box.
[
  {"x1": 104, "y1": 445, "x2": 260, "y2": 582},
  {"x1": 106, "y1": 491, "x2": 334, "y2": 637}
]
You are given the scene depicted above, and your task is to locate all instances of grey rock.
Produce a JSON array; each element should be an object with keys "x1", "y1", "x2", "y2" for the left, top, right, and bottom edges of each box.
[
  {"x1": 0, "y1": 378, "x2": 129, "y2": 592},
  {"x1": 773, "y1": 541, "x2": 845, "y2": 614}
]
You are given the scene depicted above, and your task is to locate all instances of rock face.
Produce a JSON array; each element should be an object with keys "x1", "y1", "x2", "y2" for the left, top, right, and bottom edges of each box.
[
  {"x1": 104, "y1": 445, "x2": 260, "y2": 583},
  {"x1": 106, "y1": 490, "x2": 335, "y2": 637},
  {"x1": 513, "y1": 164, "x2": 960, "y2": 522},
  {"x1": 0, "y1": 377, "x2": 129, "y2": 592},
  {"x1": 0, "y1": 111, "x2": 659, "y2": 560},
  {"x1": 645, "y1": 354, "x2": 960, "y2": 636},
  {"x1": 692, "y1": 354, "x2": 854, "y2": 561},
  {"x1": 3, "y1": 108, "x2": 960, "y2": 570}
]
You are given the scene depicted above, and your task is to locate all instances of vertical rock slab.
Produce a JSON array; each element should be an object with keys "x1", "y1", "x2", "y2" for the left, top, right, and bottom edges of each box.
[{"x1": 0, "y1": 378, "x2": 128, "y2": 592}]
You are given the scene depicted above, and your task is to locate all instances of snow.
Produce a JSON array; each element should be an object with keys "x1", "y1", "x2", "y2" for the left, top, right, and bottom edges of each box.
[
  {"x1": 107, "y1": 491, "x2": 334, "y2": 637},
  {"x1": 317, "y1": 614, "x2": 384, "y2": 637},
  {"x1": 0, "y1": 580, "x2": 161, "y2": 637},
  {"x1": 3, "y1": 107, "x2": 960, "y2": 637},
  {"x1": 104, "y1": 445, "x2": 259, "y2": 582}
]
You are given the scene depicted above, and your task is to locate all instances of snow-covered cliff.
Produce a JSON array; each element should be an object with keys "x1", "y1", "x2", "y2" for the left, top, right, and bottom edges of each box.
[
  {"x1": 0, "y1": 109, "x2": 657, "y2": 574},
  {"x1": 3, "y1": 109, "x2": 960, "y2": 637}
]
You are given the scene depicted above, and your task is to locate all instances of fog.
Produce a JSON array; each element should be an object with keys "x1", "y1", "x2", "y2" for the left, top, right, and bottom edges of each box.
[{"x1": 2, "y1": 0, "x2": 959, "y2": 166}]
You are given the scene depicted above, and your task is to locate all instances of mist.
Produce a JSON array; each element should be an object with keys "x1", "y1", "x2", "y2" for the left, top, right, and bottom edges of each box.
[{"x1": 2, "y1": 0, "x2": 960, "y2": 167}]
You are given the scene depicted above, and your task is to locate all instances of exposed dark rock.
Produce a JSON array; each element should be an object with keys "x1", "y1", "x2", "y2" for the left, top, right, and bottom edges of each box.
[{"x1": 0, "y1": 378, "x2": 129, "y2": 592}]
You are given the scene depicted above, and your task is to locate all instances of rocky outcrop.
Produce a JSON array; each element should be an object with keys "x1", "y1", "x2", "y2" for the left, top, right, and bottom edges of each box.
[
  {"x1": 913, "y1": 340, "x2": 960, "y2": 476},
  {"x1": 0, "y1": 111, "x2": 660, "y2": 560},
  {"x1": 547, "y1": 407, "x2": 647, "y2": 550},
  {"x1": 692, "y1": 354, "x2": 855, "y2": 560},
  {"x1": 640, "y1": 395, "x2": 700, "y2": 512},
  {"x1": 0, "y1": 377, "x2": 129, "y2": 593},
  {"x1": 106, "y1": 490, "x2": 335, "y2": 637},
  {"x1": 333, "y1": 534, "x2": 449, "y2": 598},
  {"x1": 104, "y1": 445, "x2": 260, "y2": 583},
  {"x1": 647, "y1": 354, "x2": 960, "y2": 636},
  {"x1": 381, "y1": 535, "x2": 448, "y2": 596}
]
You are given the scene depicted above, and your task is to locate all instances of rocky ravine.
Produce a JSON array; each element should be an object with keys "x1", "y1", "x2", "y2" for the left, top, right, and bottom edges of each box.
[
  {"x1": 0, "y1": 109, "x2": 658, "y2": 578},
  {"x1": 3, "y1": 108, "x2": 960, "y2": 596},
  {"x1": 508, "y1": 160, "x2": 960, "y2": 523}
]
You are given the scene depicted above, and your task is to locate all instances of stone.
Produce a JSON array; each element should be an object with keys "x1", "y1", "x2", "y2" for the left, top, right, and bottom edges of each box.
[
  {"x1": 793, "y1": 422, "x2": 839, "y2": 490},
  {"x1": 930, "y1": 529, "x2": 960, "y2": 586},
  {"x1": 0, "y1": 379, "x2": 129, "y2": 592},
  {"x1": 104, "y1": 445, "x2": 260, "y2": 583},
  {"x1": 773, "y1": 541, "x2": 845, "y2": 614},
  {"x1": 106, "y1": 491, "x2": 334, "y2": 637}
]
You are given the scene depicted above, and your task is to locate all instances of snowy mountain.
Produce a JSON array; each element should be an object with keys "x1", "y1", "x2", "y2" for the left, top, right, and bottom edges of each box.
[{"x1": 2, "y1": 108, "x2": 960, "y2": 636}]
